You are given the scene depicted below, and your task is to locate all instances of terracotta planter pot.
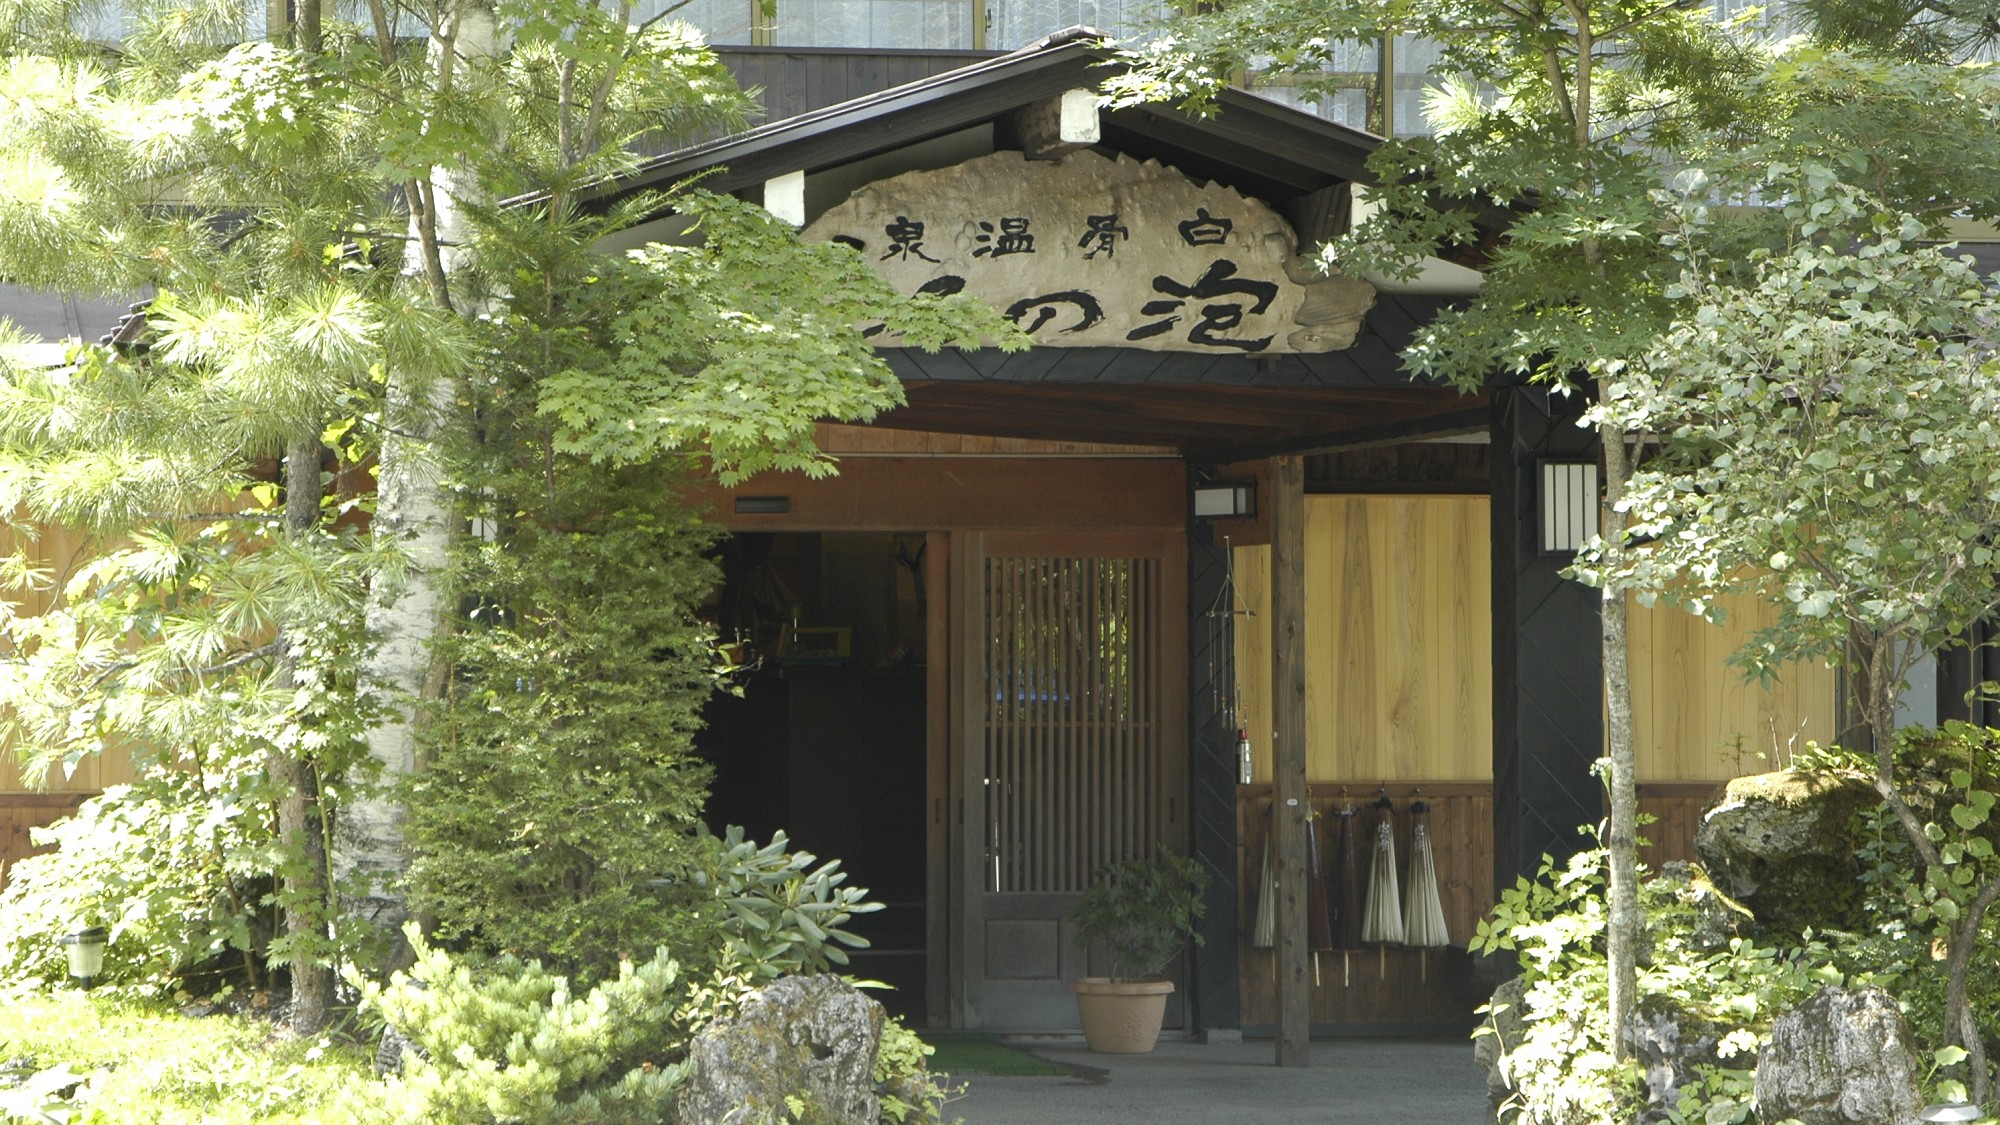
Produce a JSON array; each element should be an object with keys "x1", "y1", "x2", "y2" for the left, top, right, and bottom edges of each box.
[{"x1": 1070, "y1": 977, "x2": 1174, "y2": 1054}]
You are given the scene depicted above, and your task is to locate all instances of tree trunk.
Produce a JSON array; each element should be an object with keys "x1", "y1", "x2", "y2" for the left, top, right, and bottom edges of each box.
[
  {"x1": 274, "y1": 434, "x2": 335, "y2": 1034},
  {"x1": 335, "y1": 0, "x2": 496, "y2": 957},
  {"x1": 1600, "y1": 421, "x2": 1639, "y2": 1066}
]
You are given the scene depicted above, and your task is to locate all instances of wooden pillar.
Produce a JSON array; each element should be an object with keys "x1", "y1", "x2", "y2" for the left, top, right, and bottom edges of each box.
[{"x1": 1270, "y1": 455, "x2": 1310, "y2": 1066}]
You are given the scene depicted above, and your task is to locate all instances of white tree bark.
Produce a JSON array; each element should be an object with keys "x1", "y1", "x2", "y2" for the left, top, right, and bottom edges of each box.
[{"x1": 336, "y1": 0, "x2": 498, "y2": 945}]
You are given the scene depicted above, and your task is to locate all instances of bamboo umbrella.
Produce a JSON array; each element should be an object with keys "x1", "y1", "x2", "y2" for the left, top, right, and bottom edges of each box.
[
  {"x1": 1360, "y1": 796, "x2": 1404, "y2": 978},
  {"x1": 1252, "y1": 804, "x2": 1276, "y2": 948},
  {"x1": 1402, "y1": 800, "x2": 1451, "y2": 981},
  {"x1": 1305, "y1": 811, "x2": 1334, "y2": 985},
  {"x1": 1331, "y1": 804, "x2": 1363, "y2": 986}
]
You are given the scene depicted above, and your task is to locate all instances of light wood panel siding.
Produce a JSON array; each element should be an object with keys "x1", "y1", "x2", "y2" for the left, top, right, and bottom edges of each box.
[
  {"x1": 1233, "y1": 498, "x2": 1838, "y2": 786},
  {"x1": 1233, "y1": 495, "x2": 1494, "y2": 783},
  {"x1": 1628, "y1": 591, "x2": 1839, "y2": 782}
]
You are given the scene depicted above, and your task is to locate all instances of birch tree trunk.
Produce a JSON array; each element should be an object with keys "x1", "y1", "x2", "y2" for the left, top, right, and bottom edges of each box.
[
  {"x1": 336, "y1": 0, "x2": 497, "y2": 951},
  {"x1": 1600, "y1": 421, "x2": 1639, "y2": 1064}
]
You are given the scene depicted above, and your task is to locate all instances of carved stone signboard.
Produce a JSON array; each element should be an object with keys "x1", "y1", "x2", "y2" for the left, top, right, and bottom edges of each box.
[{"x1": 801, "y1": 149, "x2": 1376, "y2": 353}]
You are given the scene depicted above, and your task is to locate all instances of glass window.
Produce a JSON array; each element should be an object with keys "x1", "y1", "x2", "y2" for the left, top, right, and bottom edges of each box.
[
  {"x1": 772, "y1": 0, "x2": 975, "y2": 49},
  {"x1": 1386, "y1": 34, "x2": 1445, "y2": 137},
  {"x1": 1241, "y1": 38, "x2": 1381, "y2": 134},
  {"x1": 987, "y1": 0, "x2": 1165, "y2": 51},
  {"x1": 641, "y1": 0, "x2": 754, "y2": 44}
]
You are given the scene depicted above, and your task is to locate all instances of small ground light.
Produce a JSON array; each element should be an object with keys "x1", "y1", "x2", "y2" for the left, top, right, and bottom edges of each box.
[
  {"x1": 1918, "y1": 1103, "x2": 1984, "y2": 1122},
  {"x1": 60, "y1": 926, "x2": 107, "y2": 989}
]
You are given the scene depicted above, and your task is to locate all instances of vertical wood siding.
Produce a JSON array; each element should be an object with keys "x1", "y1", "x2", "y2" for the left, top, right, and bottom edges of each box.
[
  {"x1": 1231, "y1": 496, "x2": 1838, "y2": 785},
  {"x1": 0, "y1": 794, "x2": 87, "y2": 885},
  {"x1": 1233, "y1": 495, "x2": 1494, "y2": 782},
  {"x1": 1627, "y1": 590, "x2": 1840, "y2": 781}
]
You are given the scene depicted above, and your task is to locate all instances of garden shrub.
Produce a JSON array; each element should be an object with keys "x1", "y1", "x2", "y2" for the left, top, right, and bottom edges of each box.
[
  {"x1": 1476, "y1": 730, "x2": 2000, "y2": 1123},
  {"x1": 333, "y1": 926, "x2": 690, "y2": 1125},
  {"x1": 407, "y1": 464, "x2": 723, "y2": 982},
  {"x1": 0, "y1": 771, "x2": 276, "y2": 993},
  {"x1": 1473, "y1": 841, "x2": 1858, "y2": 1125}
]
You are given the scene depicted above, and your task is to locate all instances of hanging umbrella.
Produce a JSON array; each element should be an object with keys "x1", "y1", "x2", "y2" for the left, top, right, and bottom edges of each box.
[
  {"x1": 1252, "y1": 803, "x2": 1276, "y2": 949},
  {"x1": 1402, "y1": 800, "x2": 1451, "y2": 982},
  {"x1": 1331, "y1": 804, "x2": 1363, "y2": 986},
  {"x1": 1305, "y1": 810, "x2": 1335, "y2": 985},
  {"x1": 1360, "y1": 796, "x2": 1404, "y2": 979}
]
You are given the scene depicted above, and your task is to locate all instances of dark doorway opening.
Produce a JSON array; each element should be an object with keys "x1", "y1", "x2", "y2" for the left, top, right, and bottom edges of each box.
[{"x1": 697, "y1": 531, "x2": 931, "y2": 1022}]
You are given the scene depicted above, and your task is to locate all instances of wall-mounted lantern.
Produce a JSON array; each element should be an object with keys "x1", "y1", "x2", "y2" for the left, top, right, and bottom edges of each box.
[
  {"x1": 1194, "y1": 482, "x2": 1256, "y2": 519},
  {"x1": 1539, "y1": 461, "x2": 1599, "y2": 554}
]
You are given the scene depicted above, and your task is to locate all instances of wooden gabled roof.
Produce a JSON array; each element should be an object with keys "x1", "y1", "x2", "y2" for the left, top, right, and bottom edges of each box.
[
  {"x1": 564, "y1": 31, "x2": 1494, "y2": 458},
  {"x1": 558, "y1": 28, "x2": 1382, "y2": 216}
]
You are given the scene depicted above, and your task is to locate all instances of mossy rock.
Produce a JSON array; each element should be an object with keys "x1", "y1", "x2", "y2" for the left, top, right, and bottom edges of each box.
[{"x1": 1693, "y1": 770, "x2": 1878, "y2": 938}]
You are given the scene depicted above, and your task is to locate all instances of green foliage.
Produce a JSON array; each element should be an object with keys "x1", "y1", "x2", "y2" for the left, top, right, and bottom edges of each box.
[
  {"x1": 0, "y1": 777, "x2": 273, "y2": 992},
  {"x1": 535, "y1": 190, "x2": 1025, "y2": 485},
  {"x1": 1069, "y1": 848, "x2": 1208, "y2": 982},
  {"x1": 698, "y1": 827, "x2": 882, "y2": 978},
  {"x1": 0, "y1": 502, "x2": 384, "y2": 990},
  {"x1": 337, "y1": 925, "x2": 690, "y2": 1125},
  {"x1": 873, "y1": 1021, "x2": 957, "y2": 1125},
  {"x1": 1474, "y1": 844, "x2": 1858, "y2": 1125},
  {"x1": 406, "y1": 464, "x2": 721, "y2": 980},
  {"x1": 1586, "y1": 185, "x2": 2000, "y2": 682},
  {"x1": 0, "y1": 991, "x2": 375, "y2": 1124}
]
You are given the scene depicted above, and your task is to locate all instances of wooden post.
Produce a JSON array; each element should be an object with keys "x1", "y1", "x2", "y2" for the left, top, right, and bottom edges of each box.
[{"x1": 1271, "y1": 455, "x2": 1310, "y2": 1067}]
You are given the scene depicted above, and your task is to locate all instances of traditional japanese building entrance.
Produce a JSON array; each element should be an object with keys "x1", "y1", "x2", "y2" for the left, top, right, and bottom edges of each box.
[{"x1": 950, "y1": 529, "x2": 1188, "y2": 1030}]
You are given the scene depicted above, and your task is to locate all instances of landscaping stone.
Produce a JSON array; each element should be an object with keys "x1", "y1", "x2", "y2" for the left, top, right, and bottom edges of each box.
[
  {"x1": 1472, "y1": 975, "x2": 1528, "y2": 1121},
  {"x1": 1625, "y1": 992, "x2": 1742, "y2": 1124},
  {"x1": 1753, "y1": 986, "x2": 1923, "y2": 1125},
  {"x1": 1694, "y1": 770, "x2": 1878, "y2": 935},
  {"x1": 677, "y1": 974, "x2": 886, "y2": 1125}
]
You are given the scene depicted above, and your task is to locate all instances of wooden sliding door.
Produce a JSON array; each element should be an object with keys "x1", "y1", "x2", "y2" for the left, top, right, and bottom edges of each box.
[{"x1": 952, "y1": 530, "x2": 1187, "y2": 1030}]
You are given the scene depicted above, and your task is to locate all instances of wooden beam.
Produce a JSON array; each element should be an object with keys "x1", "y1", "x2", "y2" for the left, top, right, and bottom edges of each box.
[
  {"x1": 1270, "y1": 454, "x2": 1310, "y2": 1067},
  {"x1": 1202, "y1": 405, "x2": 1491, "y2": 462},
  {"x1": 1000, "y1": 88, "x2": 1100, "y2": 160}
]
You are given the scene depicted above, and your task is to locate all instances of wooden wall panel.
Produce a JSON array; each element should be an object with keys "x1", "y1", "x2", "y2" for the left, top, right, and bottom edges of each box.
[
  {"x1": 1237, "y1": 784, "x2": 1493, "y2": 1029},
  {"x1": 1637, "y1": 785, "x2": 1715, "y2": 870},
  {"x1": 1234, "y1": 495, "x2": 1493, "y2": 783},
  {"x1": 0, "y1": 793, "x2": 86, "y2": 887},
  {"x1": 0, "y1": 520, "x2": 139, "y2": 796},
  {"x1": 1629, "y1": 591, "x2": 1839, "y2": 783},
  {"x1": 686, "y1": 457, "x2": 1186, "y2": 534},
  {"x1": 814, "y1": 423, "x2": 1174, "y2": 459}
]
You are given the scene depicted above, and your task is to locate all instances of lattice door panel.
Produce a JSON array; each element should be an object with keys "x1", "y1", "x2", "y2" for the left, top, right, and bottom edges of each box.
[{"x1": 982, "y1": 553, "x2": 1163, "y2": 894}]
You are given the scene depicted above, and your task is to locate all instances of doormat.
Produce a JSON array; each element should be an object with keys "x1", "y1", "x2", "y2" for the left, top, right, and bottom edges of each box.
[{"x1": 919, "y1": 1035, "x2": 1071, "y2": 1077}]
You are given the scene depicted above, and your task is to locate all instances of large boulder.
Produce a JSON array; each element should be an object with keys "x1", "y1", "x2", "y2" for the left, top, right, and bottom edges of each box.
[
  {"x1": 677, "y1": 975, "x2": 886, "y2": 1125},
  {"x1": 1625, "y1": 993, "x2": 1743, "y2": 1125},
  {"x1": 1753, "y1": 986, "x2": 1924, "y2": 1125},
  {"x1": 1694, "y1": 770, "x2": 1878, "y2": 935}
]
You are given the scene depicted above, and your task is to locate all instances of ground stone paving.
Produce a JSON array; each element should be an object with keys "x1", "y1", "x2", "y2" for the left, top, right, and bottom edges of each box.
[{"x1": 953, "y1": 1036, "x2": 1491, "y2": 1124}]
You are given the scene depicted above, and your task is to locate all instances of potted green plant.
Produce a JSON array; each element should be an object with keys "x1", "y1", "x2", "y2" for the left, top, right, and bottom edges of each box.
[{"x1": 1068, "y1": 848, "x2": 1209, "y2": 1053}]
